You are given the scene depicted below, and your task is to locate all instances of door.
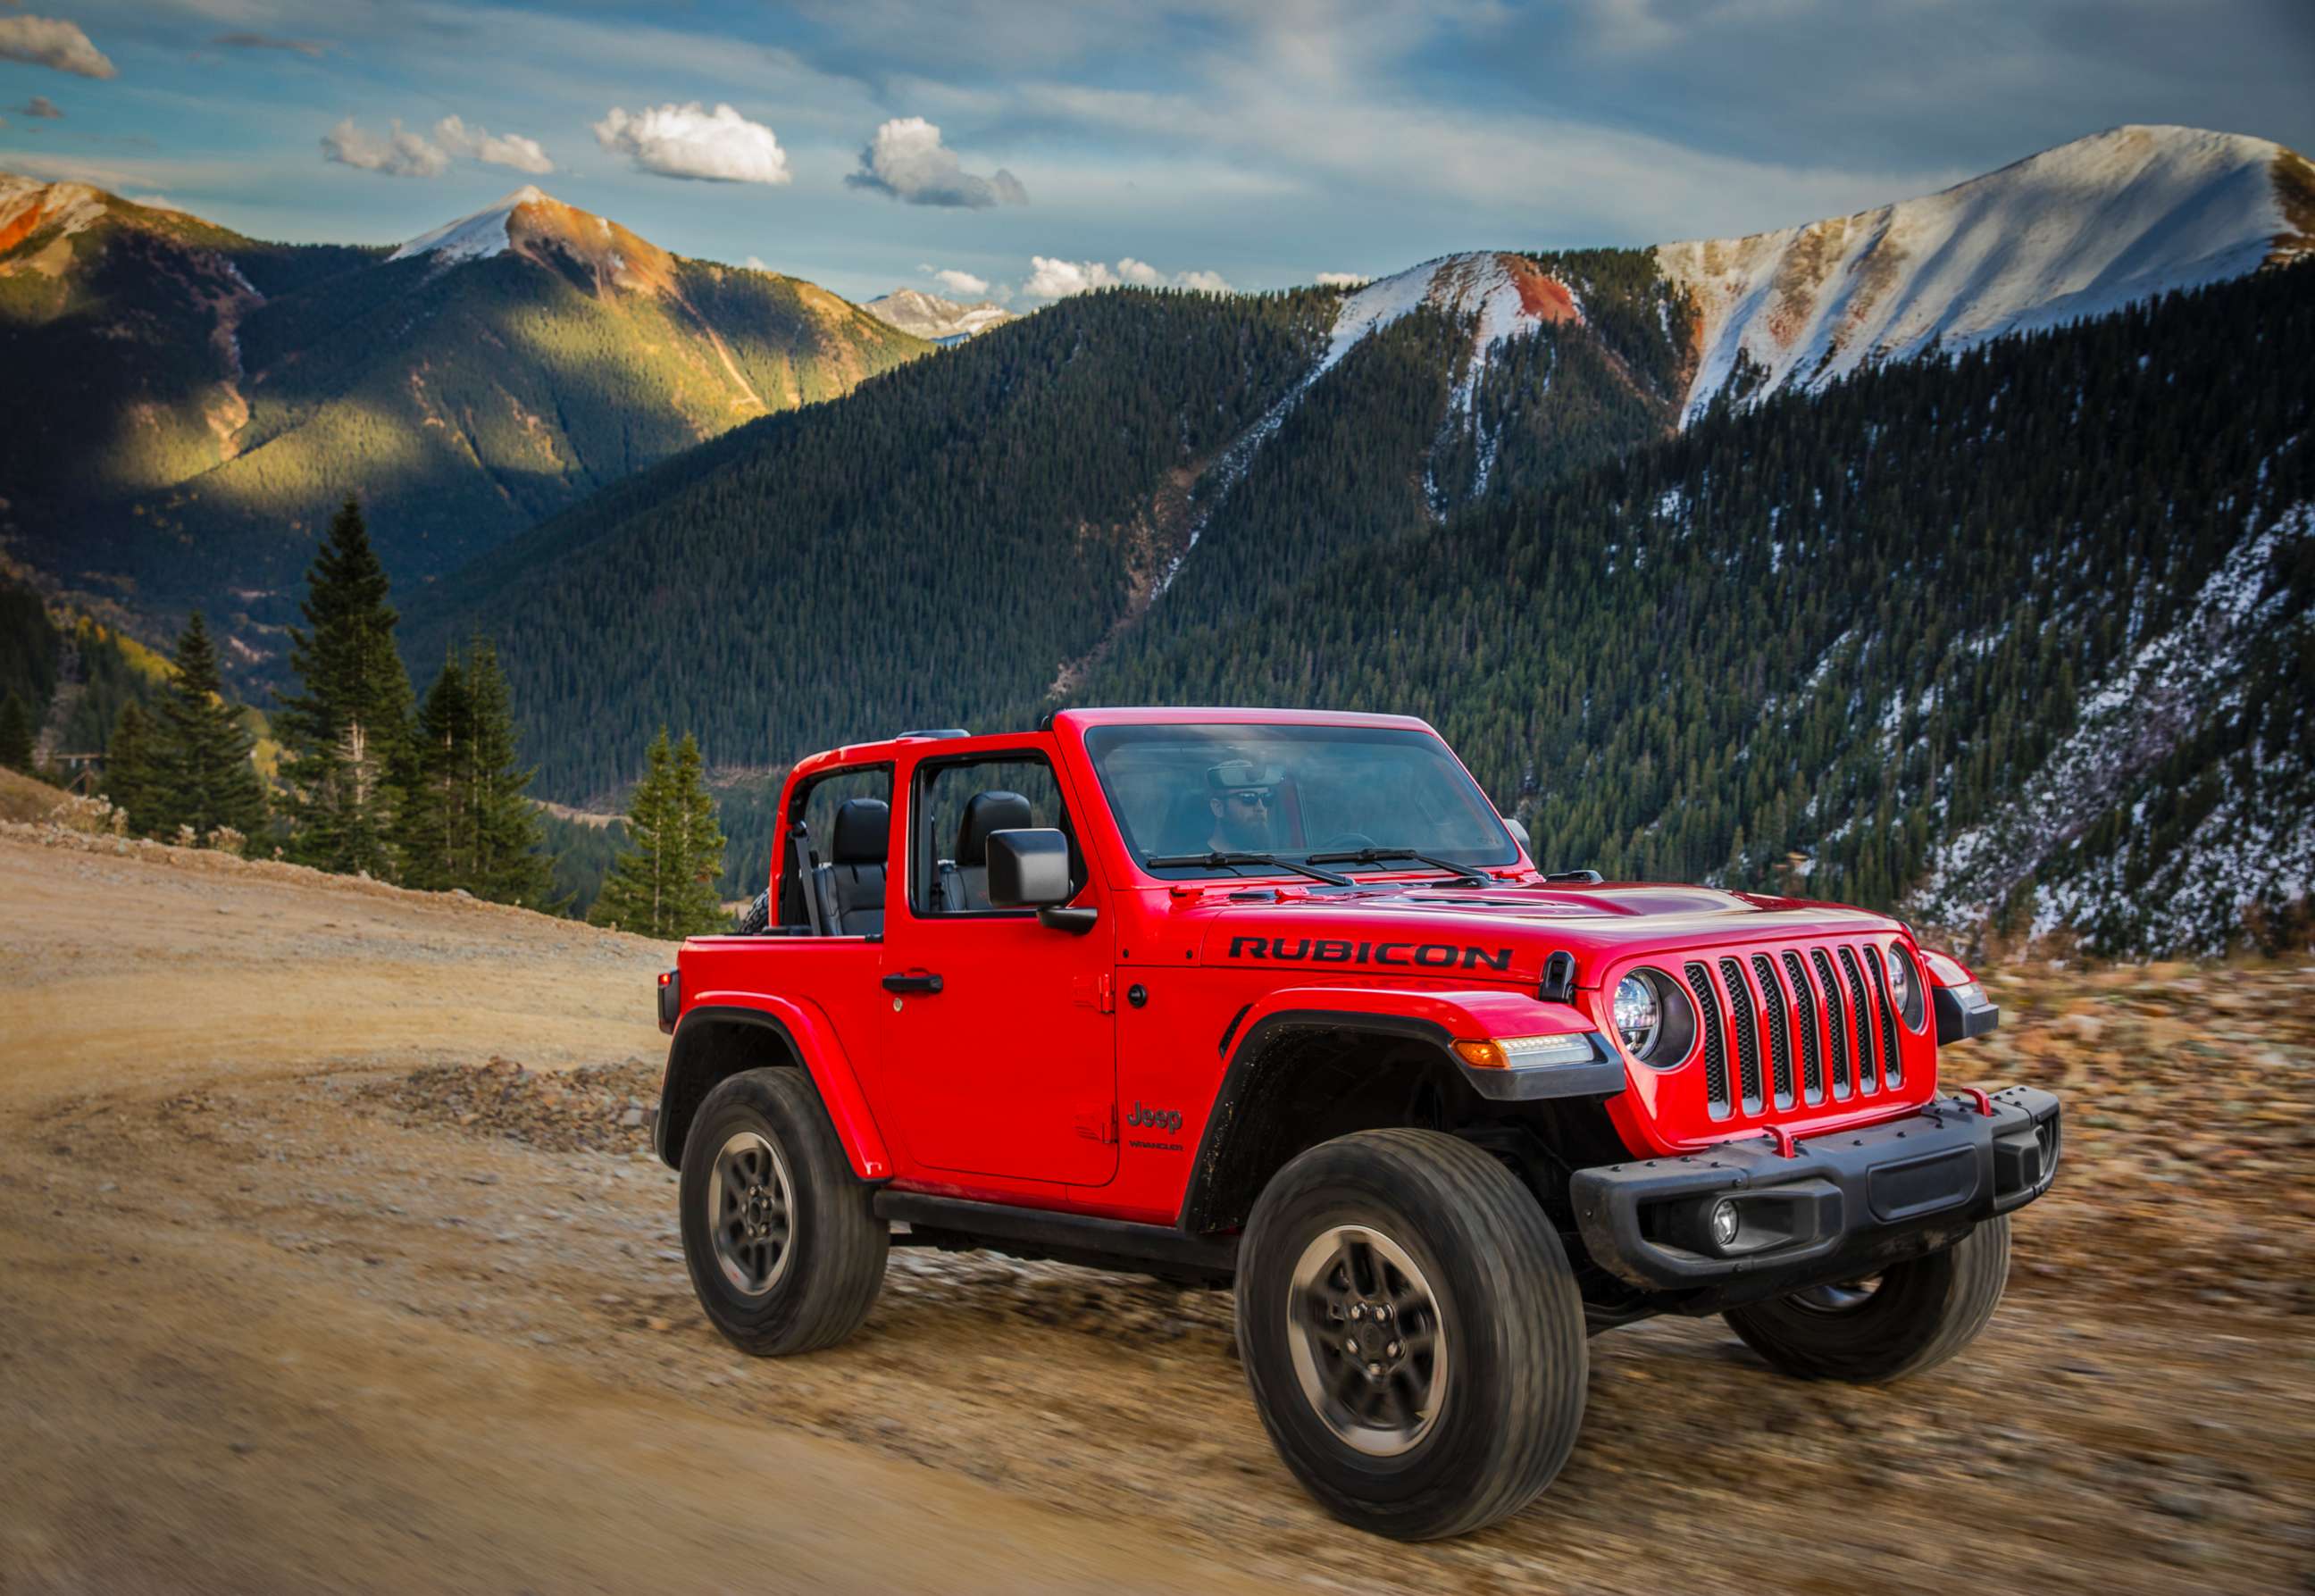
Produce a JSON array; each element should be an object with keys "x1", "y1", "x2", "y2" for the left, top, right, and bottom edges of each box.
[{"x1": 880, "y1": 749, "x2": 1118, "y2": 1188}]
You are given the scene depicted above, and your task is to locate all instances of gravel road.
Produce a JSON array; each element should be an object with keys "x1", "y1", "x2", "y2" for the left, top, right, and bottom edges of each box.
[{"x1": 2, "y1": 823, "x2": 2309, "y2": 1593}]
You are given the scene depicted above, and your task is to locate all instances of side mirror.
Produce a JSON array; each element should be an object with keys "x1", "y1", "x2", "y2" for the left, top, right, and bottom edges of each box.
[
  {"x1": 984, "y1": 828, "x2": 1099, "y2": 934},
  {"x1": 1501, "y1": 815, "x2": 1532, "y2": 852}
]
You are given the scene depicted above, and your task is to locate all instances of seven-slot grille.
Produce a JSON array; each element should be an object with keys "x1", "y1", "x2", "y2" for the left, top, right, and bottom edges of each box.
[{"x1": 1678, "y1": 944, "x2": 1907, "y2": 1121}]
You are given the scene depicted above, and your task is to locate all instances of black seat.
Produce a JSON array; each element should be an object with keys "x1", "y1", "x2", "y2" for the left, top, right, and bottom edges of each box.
[
  {"x1": 939, "y1": 790, "x2": 1035, "y2": 911},
  {"x1": 813, "y1": 797, "x2": 888, "y2": 934}
]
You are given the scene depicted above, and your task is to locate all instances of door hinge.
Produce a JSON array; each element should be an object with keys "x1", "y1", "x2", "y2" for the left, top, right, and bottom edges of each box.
[
  {"x1": 1074, "y1": 1102, "x2": 1118, "y2": 1144},
  {"x1": 1098, "y1": 973, "x2": 1115, "y2": 1014}
]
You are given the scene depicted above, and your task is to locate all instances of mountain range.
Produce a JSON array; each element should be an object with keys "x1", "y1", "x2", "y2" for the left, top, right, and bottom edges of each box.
[
  {"x1": 0, "y1": 178, "x2": 926, "y2": 666},
  {"x1": 5, "y1": 123, "x2": 2311, "y2": 954},
  {"x1": 860, "y1": 287, "x2": 1018, "y2": 344}
]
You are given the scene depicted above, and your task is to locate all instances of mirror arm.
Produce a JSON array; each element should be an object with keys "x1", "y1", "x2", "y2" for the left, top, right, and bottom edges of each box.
[{"x1": 1036, "y1": 906, "x2": 1099, "y2": 935}]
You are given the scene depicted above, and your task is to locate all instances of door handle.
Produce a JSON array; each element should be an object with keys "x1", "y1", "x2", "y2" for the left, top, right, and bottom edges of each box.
[{"x1": 882, "y1": 972, "x2": 943, "y2": 995}]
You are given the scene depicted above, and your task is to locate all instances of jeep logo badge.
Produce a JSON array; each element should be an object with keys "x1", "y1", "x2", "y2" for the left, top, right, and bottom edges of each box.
[{"x1": 1125, "y1": 1100, "x2": 1183, "y2": 1132}]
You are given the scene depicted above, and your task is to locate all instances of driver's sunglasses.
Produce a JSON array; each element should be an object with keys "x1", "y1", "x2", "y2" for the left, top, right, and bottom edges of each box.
[{"x1": 1226, "y1": 790, "x2": 1272, "y2": 807}]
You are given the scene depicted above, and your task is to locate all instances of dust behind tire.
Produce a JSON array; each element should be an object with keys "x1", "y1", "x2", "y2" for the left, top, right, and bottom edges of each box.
[
  {"x1": 680, "y1": 1066, "x2": 889, "y2": 1356},
  {"x1": 1234, "y1": 1128, "x2": 1588, "y2": 1541},
  {"x1": 1723, "y1": 1215, "x2": 2011, "y2": 1383}
]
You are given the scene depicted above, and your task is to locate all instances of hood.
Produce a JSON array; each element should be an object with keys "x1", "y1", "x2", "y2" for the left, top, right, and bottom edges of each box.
[{"x1": 1188, "y1": 880, "x2": 1899, "y2": 990}]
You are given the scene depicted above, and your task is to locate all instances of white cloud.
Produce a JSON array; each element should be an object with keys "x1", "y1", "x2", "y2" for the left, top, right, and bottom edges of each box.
[
  {"x1": 745, "y1": 255, "x2": 769, "y2": 270},
  {"x1": 846, "y1": 115, "x2": 1026, "y2": 207},
  {"x1": 321, "y1": 117, "x2": 450, "y2": 179},
  {"x1": 0, "y1": 15, "x2": 116, "y2": 79},
  {"x1": 1316, "y1": 271, "x2": 1371, "y2": 288},
  {"x1": 432, "y1": 115, "x2": 553, "y2": 175},
  {"x1": 923, "y1": 264, "x2": 990, "y2": 297},
  {"x1": 593, "y1": 103, "x2": 790, "y2": 185},
  {"x1": 1023, "y1": 255, "x2": 1232, "y2": 300}
]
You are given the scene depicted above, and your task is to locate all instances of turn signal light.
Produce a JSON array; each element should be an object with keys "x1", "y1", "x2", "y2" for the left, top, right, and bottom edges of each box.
[{"x1": 1451, "y1": 1033, "x2": 1599, "y2": 1070}]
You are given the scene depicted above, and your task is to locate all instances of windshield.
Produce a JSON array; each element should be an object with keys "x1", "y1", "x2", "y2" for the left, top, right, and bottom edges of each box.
[{"x1": 1082, "y1": 723, "x2": 1519, "y2": 879}]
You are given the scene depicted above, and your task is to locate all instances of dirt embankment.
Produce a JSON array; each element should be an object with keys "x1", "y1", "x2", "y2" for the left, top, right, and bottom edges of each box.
[{"x1": 1, "y1": 824, "x2": 2310, "y2": 1593}]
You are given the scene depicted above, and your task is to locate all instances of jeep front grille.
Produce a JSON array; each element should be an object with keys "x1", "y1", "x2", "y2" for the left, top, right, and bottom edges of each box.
[{"x1": 1688, "y1": 942, "x2": 1906, "y2": 1121}]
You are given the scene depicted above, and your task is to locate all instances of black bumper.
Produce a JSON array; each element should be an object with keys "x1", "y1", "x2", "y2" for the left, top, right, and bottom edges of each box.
[{"x1": 1572, "y1": 1086, "x2": 2060, "y2": 1298}]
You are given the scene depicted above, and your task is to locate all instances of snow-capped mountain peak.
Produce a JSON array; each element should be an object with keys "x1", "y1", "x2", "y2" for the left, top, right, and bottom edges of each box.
[
  {"x1": 1659, "y1": 124, "x2": 2315, "y2": 421},
  {"x1": 388, "y1": 186, "x2": 551, "y2": 264}
]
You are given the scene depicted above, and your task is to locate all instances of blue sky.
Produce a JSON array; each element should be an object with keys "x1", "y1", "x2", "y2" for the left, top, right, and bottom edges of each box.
[{"x1": 4, "y1": 0, "x2": 2311, "y2": 305}]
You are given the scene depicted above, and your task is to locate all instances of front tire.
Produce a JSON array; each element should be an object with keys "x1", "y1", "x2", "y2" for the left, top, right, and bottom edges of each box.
[
  {"x1": 1723, "y1": 1215, "x2": 2010, "y2": 1383},
  {"x1": 680, "y1": 1067, "x2": 888, "y2": 1356},
  {"x1": 1234, "y1": 1129, "x2": 1588, "y2": 1541}
]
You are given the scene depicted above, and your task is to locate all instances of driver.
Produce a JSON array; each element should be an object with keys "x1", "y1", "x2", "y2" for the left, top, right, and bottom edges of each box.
[{"x1": 1206, "y1": 759, "x2": 1281, "y2": 852}]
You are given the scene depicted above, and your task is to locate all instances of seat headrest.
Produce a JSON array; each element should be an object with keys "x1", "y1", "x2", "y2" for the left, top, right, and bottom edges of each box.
[
  {"x1": 832, "y1": 797, "x2": 890, "y2": 865},
  {"x1": 955, "y1": 790, "x2": 1035, "y2": 865}
]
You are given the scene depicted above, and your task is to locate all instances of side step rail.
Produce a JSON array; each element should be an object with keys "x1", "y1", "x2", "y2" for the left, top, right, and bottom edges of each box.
[{"x1": 873, "y1": 1191, "x2": 1237, "y2": 1283}]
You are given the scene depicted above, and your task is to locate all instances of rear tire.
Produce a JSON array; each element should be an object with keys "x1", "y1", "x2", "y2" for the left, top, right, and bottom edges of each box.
[
  {"x1": 1233, "y1": 1129, "x2": 1588, "y2": 1541},
  {"x1": 1723, "y1": 1215, "x2": 2010, "y2": 1383},
  {"x1": 680, "y1": 1067, "x2": 888, "y2": 1356}
]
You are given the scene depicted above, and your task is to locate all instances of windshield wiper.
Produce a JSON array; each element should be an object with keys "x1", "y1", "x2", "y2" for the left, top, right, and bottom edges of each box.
[
  {"x1": 1305, "y1": 847, "x2": 1490, "y2": 887},
  {"x1": 1143, "y1": 851, "x2": 1354, "y2": 887}
]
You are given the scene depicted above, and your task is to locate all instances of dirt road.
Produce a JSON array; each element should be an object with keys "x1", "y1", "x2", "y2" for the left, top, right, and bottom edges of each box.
[{"x1": 2, "y1": 825, "x2": 2310, "y2": 1593}]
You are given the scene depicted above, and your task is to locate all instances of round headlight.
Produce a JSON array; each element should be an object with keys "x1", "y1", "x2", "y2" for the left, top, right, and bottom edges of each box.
[
  {"x1": 1884, "y1": 944, "x2": 1925, "y2": 1028},
  {"x1": 1613, "y1": 973, "x2": 1661, "y2": 1057}
]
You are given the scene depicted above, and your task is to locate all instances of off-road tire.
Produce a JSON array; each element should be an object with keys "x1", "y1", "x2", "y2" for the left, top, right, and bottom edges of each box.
[
  {"x1": 735, "y1": 890, "x2": 770, "y2": 935},
  {"x1": 1723, "y1": 1215, "x2": 2010, "y2": 1383},
  {"x1": 680, "y1": 1067, "x2": 888, "y2": 1356},
  {"x1": 1234, "y1": 1129, "x2": 1588, "y2": 1541}
]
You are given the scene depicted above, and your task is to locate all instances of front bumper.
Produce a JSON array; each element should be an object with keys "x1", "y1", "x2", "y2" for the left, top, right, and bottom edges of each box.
[{"x1": 1572, "y1": 1085, "x2": 2060, "y2": 1298}]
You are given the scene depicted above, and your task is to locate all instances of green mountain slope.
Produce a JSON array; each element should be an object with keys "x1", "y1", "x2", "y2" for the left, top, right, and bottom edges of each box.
[
  {"x1": 0, "y1": 177, "x2": 929, "y2": 668},
  {"x1": 409, "y1": 254, "x2": 1696, "y2": 800}
]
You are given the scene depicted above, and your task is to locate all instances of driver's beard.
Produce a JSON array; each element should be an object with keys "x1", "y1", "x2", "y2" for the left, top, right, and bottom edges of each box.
[{"x1": 1220, "y1": 809, "x2": 1273, "y2": 850}]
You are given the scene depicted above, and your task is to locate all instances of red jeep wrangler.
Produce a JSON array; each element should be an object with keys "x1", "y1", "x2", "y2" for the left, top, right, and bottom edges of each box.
[{"x1": 652, "y1": 709, "x2": 2059, "y2": 1540}]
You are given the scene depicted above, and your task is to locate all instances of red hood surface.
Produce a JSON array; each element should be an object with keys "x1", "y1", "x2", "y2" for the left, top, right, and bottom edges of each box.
[{"x1": 1183, "y1": 880, "x2": 1900, "y2": 989}]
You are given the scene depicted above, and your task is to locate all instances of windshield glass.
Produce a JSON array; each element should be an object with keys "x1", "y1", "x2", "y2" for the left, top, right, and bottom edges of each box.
[{"x1": 1082, "y1": 723, "x2": 1518, "y2": 879}]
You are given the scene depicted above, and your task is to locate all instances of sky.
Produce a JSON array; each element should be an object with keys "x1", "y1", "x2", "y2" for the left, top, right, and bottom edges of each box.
[{"x1": 3, "y1": 0, "x2": 2311, "y2": 305}]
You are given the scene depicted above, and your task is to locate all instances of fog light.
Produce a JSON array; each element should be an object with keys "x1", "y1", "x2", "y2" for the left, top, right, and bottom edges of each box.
[{"x1": 1710, "y1": 1199, "x2": 1741, "y2": 1249}]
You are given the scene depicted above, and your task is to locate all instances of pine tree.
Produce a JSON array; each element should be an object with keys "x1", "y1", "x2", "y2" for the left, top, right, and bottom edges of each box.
[
  {"x1": 463, "y1": 638, "x2": 554, "y2": 908},
  {"x1": 401, "y1": 648, "x2": 472, "y2": 890},
  {"x1": 103, "y1": 701, "x2": 157, "y2": 833},
  {"x1": 590, "y1": 728, "x2": 726, "y2": 938},
  {"x1": 149, "y1": 613, "x2": 267, "y2": 846},
  {"x1": 0, "y1": 691, "x2": 32, "y2": 773},
  {"x1": 278, "y1": 497, "x2": 414, "y2": 877}
]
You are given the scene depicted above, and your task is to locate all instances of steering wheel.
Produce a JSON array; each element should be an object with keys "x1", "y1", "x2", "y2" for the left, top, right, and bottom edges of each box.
[{"x1": 1315, "y1": 832, "x2": 1375, "y2": 854}]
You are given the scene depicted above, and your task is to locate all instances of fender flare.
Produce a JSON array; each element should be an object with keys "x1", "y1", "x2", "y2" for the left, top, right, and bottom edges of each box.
[
  {"x1": 1176, "y1": 985, "x2": 1620, "y2": 1233},
  {"x1": 655, "y1": 997, "x2": 892, "y2": 1180}
]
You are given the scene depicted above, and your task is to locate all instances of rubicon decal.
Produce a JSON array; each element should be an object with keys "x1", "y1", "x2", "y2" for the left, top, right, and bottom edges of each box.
[{"x1": 1227, "y1": 935, "x2": 1513, "y2": 973}]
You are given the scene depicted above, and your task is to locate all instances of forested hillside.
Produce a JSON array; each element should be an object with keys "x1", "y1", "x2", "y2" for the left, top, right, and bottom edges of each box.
[
  {"x1": 1077, "y1": 267, "x2": 2315, "y2": 954},
  {"x1": 411, "y1": 253, "x2": 1696, "y2": 798}
]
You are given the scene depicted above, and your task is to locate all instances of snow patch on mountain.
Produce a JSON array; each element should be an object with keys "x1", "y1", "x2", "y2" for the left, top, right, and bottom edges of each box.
[
  {"x1": 1323, "y1": 251, "x2": 1582, "y2": 382},
  {"x1": 389, "y1": 186, "x2": 547, "y2": 264},
  {"x1": 1911, "y1": 499, "x2": 2313, "y2": 948},
  {"x1": 1660, "y1": 126, "x2": 2306, "y2": 422}
]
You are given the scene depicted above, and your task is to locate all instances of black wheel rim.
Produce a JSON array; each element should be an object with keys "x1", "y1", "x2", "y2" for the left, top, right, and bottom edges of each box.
[
  {"x1": 1284, "y1": 1224, "x2": 1448, "y2": 1457},
  {"x1": 707, "y1": 1129, "x2": 794, "y2": 1297}
]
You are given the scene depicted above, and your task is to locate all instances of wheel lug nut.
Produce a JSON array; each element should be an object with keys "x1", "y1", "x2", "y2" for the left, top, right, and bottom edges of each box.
[
  {"x1": 1343, "y1": 1338, "x2": 1357, "y2": 1354},
  {"x1": 1366, "y1": 1363, "x2": 1383, "y2": 1379},
  {"x1": 1349, "y1": 1304, "x2": 1363, "y2": 1320},
  {"x1": 1386, "y1": 1341, "x2": 1400, "y2": 1357}
]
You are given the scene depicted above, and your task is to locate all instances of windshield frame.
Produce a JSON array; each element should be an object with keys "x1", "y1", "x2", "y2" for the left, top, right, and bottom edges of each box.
[{"x1": 1081, "y1": 721, "x2": 1521, "y2": 882}]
